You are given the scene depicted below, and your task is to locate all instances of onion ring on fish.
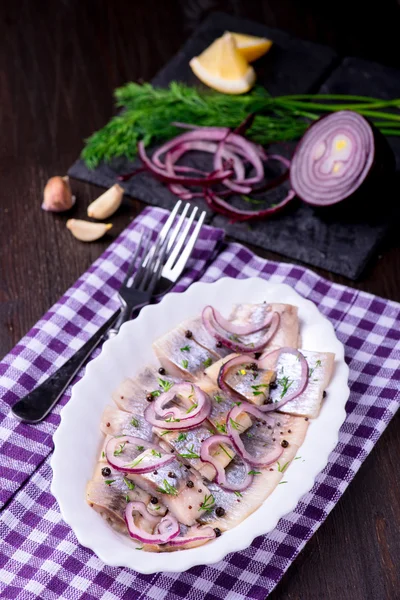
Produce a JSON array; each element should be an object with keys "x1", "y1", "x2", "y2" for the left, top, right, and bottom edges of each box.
[
  {"x1": 200, "y1": 434, "x2": 253, "y2": 491},
  {"x1": 227, "y1": 402, "x2": 283, "y2": 467},
  {"x1": 145, "y1": 384, "x2": 211, "y2": 430},
  {"x1": 202, "y1": 305, "x2": 280, "y2": 353},
  {"x1": 167, "y1": 525, "x2": 216, "y2": 547},
  {"x1": 106, "y1": 436, "x2": 175, "y2": 474},
  {"x1": 125, "y1": 501, "x2": 179, "y2": 544}
]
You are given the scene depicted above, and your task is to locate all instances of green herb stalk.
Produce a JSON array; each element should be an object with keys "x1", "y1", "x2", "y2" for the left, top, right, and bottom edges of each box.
[{"x1": 81, "y1": 82, "x2": 400, "y2": 169}]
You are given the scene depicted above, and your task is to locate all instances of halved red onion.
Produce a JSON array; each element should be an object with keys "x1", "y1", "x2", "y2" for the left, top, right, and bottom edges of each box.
[
  {"x1": 167, "y1": 525, "x2": 216, "y2": 547},
  {"x1": 203, "y1": 308, "x2": 280, "y2": 355},
  {"x1": 125, "y1": 501, "x2": 179, "y2": 544},
  {"x1": 106, "y1": 436, "x2": 175, "y2": 474},
  {"x1": 200, "y1": 434, "x2": 253, "y2": 491},
  {"x1": 290, "y1": 110, "x2": 395, "y2": 207},
  {"x1": 152, "y1": 383, "x2": 209, "y2": 422},
  {"x1": 227, "y1": 402, "x2": 282, "y2": 466},
  {"x1": 256, "y1": 347, "x2": 309, "y2": 411}
]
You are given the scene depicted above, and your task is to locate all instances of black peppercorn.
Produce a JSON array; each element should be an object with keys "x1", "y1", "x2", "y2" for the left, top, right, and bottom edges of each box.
[
  {"x1": 153, "y1": 470, "x2": 158, "y2": 475},
  {"x1": 185, "y1": 330, "x2": 192, "y2": 339},
  {"x1": 186, "y1": 480, "x2": 194, "y2": 488},
  {"x1": 150, "y1": 497, "x2": 159, "y2": 504},
  {"x1": 248, "y1": 363, "x2": 258, "y2": 371},
  {"x1": 270, "y1": 382, "x2": 278, "y2": 390},
  {"x1": 101, "y1": 467, "x2": 111, "y2": 477},
  {"x1": 168, "y1": 472, "x2": 176, "y2": 478},
  {"x1": 323, "y1": 391, "x2": 327, "y2": 398},
  {"x1": 215, "y1": 507, "x2": 225, "y2": 517},
  {"x1": 254, "y1": 352, "x2": 261, "y2": 360},
  {"x1": 305, "y1": 417, "x2": 309, "y2": 421},
  {"x1": 214, "y1": 528, "x2": 222, "y2": 537},
  {"x1": 198, "y1": 489, "x2": 202, "y2": 493},
  {"x1": 146, "y1": 393, "x2": 154, "y2": 402},
  {"x1": 281, "y1": 439, "x2": 289, "y2": 448},
  {"x1": 216, "y1": 341, "x2": 222, "y2": 348},
  {"x1": 158, "y1": 367, "x2": 166, "y2": 375}
]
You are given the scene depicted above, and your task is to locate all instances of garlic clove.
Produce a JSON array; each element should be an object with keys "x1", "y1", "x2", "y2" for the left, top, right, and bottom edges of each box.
[
  {"x1": 66, "y1": 219, "x2": 112, "y2": 242},
  {"x1": 42, "y1": 176, "x2": 76, "y2": 212},
  {"x1": 87, "y1": 183, "x2": 124, "y2": 219}
]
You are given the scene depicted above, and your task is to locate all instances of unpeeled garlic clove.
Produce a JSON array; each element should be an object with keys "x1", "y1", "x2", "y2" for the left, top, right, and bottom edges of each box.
[
  {"x1": 66, "y1": 219, "x2": 112, "y2": 242},
  {"x1": 42, "y1": 176, "x2": 76, "y2": 212},
  {"x1": 87, "y1": 183, "x2": 124, "y2": 219}
]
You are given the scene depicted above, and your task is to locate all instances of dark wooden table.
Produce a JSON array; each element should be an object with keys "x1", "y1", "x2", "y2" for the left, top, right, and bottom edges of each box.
[{"x1": 0, "y1": 1, "x2": 399, "y2": 598}]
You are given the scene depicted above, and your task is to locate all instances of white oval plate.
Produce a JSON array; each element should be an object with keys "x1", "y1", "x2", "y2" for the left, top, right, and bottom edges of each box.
[{"x1": 51, "y1": 277, "x2": 349, "y2": 573}]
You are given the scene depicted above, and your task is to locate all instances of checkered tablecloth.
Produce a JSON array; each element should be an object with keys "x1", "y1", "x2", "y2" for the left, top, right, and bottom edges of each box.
[{"x1": 0, "y1": 207, "x2": 399, "y2": 600}]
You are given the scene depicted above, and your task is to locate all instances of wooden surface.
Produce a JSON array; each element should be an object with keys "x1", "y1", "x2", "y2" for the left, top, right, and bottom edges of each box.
[{"x1": 0, "y1": 1, "x2": 399, "y2": 598}]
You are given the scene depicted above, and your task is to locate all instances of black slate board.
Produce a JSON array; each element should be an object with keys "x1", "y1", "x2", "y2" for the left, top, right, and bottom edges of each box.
[
  {"x1": 214, "y1": 58, "x2": 400, "y2": 279},
  {"x1": 69, "y1": 12, "x2": 400, "y2": 279},
  {"x1": 69, "y1": 12, "x2": 337, "y2": 219}
]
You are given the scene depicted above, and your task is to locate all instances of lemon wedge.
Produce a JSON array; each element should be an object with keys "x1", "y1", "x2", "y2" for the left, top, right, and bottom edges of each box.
[
  {"x1": 189, "y1": 32, "x2": 256, "y2": 94},
  {"x1": 229, "y1": 32, "x2": 273, "y2": 63}
]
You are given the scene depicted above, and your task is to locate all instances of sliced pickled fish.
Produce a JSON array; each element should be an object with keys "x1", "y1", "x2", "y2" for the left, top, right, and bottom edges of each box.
[
  {"x1": 101, "y1": 405, "x2": 153, "y2": 440},
  {"x1": 200, "y1": 413, "x2": 308, "y2": 530},
  {"x1": 229, "y1": 303, "x2": 300, "y2": 350}
]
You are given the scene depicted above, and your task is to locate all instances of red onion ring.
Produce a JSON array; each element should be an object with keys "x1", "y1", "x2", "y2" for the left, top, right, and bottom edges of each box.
[
  {"x1": 106, "y1": 436, "x2": 175, "y2": 474},
  {"x1": 255, "y1": 348, "x2": 309, "y2": 411},
  {"x1": 205, "y1": 188, "x2": 295, "y2": 224},
  {"x1": 167, "y1": 525, "x2": 216, "y2": 547},
  {"x1": 152, "y1": 383, "x2": 209, "y2": 422},
  {"x1": 138, "y1": 141, "x2": 233, "y2": 186},
  {"x1": 203, "y1": 307, "x2": 280, "y2": 354},
  {"x1": 227, "y1": 402, "x2": 282, "y2": 466},
  {"x1": 125, "y1": 501, "x2": 179, "y2": 544},
  {"x1": 200, "y1": 434, "x2": 254, "y2": 491},
  {"x1": 290, "y1": 110, "x2": 394, "y2": 206},
  {"x1": 203, "y1": 305, "x2": 274, "y2": 336},
  {"x1": 145, "y1": 387, "x2": 211, "y2": 430}
]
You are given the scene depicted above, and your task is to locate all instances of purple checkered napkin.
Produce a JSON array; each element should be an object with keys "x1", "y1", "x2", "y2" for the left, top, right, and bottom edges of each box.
[
  {"x1": 1, "y1": 208, "x2": 400, "y2": 600},
  {"x1": 0, "y1": 207, "x2": 224, "y2": 510}
]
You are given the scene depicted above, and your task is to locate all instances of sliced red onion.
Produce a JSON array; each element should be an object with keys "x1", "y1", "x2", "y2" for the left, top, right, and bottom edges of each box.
[
  {"x1": 227, "y1": 403, "x2": 282, "y2": 467},
  {"x1": 203, "y1": 307, "x2": 280, "y2": 354},
  {"x1": 106, "y1": 436, "x2": 175, "y2": 474},
  {"x1": 200, "y1": 434, "x2": 253, "y2": 491},
  {"x1": 152, "y1": 383, "x2": 209, "y2": 422},
  {"x1": 290, "y1": 110, "x2": 395, "y2": 207},
  {"x1": 145, "y1": 386, "x2": 211, "y2": 430},
  {"x1": 167, "y1": 525, "x2": 216, "y2": 547},
  {"x1": 138, "y1": 141, "x2": 233, "y2": 186},
  {"x1": 125, "y1": 501, "x2": 179, "y2": 544},
  {"x1": 205, "y1": 188, "x2": 295, "y2": 224},
  {"x1": 256, "y1": 348, "x2": 309, "y2": 411},
  {"x1": 203, "y1": 305, "x2": 274, "y2": 336}
]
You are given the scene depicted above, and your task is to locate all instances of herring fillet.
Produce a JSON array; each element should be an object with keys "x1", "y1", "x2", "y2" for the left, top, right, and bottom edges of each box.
[
  {"x1": 126, "y1": 456, "x2": 213, "y2": 526},
  {"x1": 153, "y1": 327, "x2": 217, "y2": 380},
  {"x1": 205, "y1": 349, "x2": 334, "y2": 419},
  {"x1": 101, "y1": 405, "x2": 153, "y2": 440},
  {"x1": 199, "y1": 412, "x2": 309, "y2": 530},
  {"x1": 229, "y1": 302, "x2": 300, "y2": 349}
]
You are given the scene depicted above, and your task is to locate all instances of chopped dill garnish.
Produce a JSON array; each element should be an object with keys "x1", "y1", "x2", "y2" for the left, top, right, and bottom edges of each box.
[{"x1": 156, "y1": 479, "x2": 178, "y2": 496}]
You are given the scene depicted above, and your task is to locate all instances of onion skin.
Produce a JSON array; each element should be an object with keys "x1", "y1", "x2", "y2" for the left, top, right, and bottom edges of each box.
[{"x1": 290, "y1": 110, "x2": 395, "y2": 207}]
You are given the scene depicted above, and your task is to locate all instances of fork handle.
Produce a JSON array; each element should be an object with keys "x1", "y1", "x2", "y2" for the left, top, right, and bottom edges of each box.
[{"x1": 11, "y1": 311, "x2": 120, "y2": 424}]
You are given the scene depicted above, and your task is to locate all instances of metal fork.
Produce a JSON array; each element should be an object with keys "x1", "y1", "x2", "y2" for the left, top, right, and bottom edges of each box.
[{"x1": 11, "y1": 201, "x2": 206, "y2": 423}]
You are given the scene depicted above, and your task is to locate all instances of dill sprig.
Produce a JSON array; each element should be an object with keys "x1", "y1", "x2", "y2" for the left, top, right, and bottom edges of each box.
[{"x1": 81, "y1": 82, "x2": 400, "y2": 169}]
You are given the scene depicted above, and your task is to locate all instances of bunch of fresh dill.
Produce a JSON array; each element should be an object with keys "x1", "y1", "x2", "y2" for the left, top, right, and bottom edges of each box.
[{"x1": 81, "y1": 82, "x2": 400, "y2": 169}]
